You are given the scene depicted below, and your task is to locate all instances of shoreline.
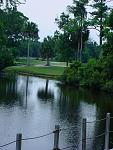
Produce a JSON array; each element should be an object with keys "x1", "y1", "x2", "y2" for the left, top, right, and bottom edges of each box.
[{"x1": 3, "y1": 65, "x2": 64, "y2": 80}]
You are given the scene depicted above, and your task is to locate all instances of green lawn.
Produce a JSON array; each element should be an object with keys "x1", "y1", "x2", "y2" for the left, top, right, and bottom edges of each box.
[
  {"x1": 16, "y1": 58, "x2": 67, "y2": 67},
  {"x1": 16, "y1": 58, "x2": 46, "y2": 65},
  {"x1": 4, "y1": 65, "x2": 65, "y2": 79}
]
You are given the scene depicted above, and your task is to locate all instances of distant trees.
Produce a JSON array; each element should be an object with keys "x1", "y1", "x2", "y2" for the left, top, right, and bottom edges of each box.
[
  {"x1": 56, "y1": 13, "x2": 89, "y2": 61},
  {"x1": 0, "y1": 46, "x2": 14, "y2": 69},
  {"x1": 54, "y1": 32, "x2": 74, "y2": 67},
  {"x1": 55, "y1": 0, "x2": 89, "y2": 63},
  {"x1": 17, "y1": 40, "x2": 40, "y2": 58},
  {"x1": 0, "y1": 5, "x2": 39, "y2": 70},
  {"x1": 52, "y1": 0, "x2": 113, "y2": 65},
  {"x1": 82, "y1": 41, "x2": 100, "y2": 62},
  {"x1": 40, "y1": 36, "x2": 54, "y2": 66}
]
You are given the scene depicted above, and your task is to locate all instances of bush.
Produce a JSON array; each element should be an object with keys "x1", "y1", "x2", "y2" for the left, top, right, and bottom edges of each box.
[
  {"x1": 61, "y1": 61, "x2": 81, "y2": 86},
  {"x1": 61, "y1": 57, "x2": 113, "y2": 92},
  {"x1": 61, "y1": 59, "x2": 101, "y2": 88},
  {"x1": 0, "y1": 46, "x2": 14, "y2": 70},
  {"x1": 102, "y1": 81, "x2": 113, "y2": 93}
]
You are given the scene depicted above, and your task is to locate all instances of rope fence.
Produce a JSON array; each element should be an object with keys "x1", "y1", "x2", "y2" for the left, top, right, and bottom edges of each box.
[
  {"x1": 0, "y1": 140, "x2": 16, "y2": 148},
  {"x1": 22, "y1": 132, "x2": 53, "y2": 141},
  {"x1": 0, "y1": 113, "x2": 112, "y2": 150},
  {"x1": 0, "y1": 131, "x2": 53, "y2": 148}
]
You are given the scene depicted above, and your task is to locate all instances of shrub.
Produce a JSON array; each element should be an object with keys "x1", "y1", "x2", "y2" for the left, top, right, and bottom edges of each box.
[
  {"x1": 0, "y1": 46, "x2": 14, "y2": 70},
  {"x1": 102, "y1": 80, "x2": 113, "y2": 93},
  {"x1": 61, "y1": 57, "x2": 113, "y2": 92},
  {"x1": 61, "y1": 61, "x2": 81, "y2": 86}
]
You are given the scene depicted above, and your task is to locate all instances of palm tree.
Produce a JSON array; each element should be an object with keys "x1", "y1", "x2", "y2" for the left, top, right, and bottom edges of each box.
[
  {"x1": 41, "y1": 36, "x2": 54, "y2": 66},
  {"x1": 24, "y1": 21, "x2": 39, "y2": 66}
]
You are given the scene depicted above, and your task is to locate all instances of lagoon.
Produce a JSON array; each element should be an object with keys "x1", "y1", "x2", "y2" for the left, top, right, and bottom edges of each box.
[{"x1": 0, "y1": 74, "x2": 113, "y2": 150}]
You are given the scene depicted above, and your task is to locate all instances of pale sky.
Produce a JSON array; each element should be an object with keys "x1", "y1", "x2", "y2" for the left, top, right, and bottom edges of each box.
[
  {"x1": 18, "y1": 0, "x2": 113, "y2": 42},
  {"x1": 18, "y1": 0, "x2": 72, "y2": 41}
]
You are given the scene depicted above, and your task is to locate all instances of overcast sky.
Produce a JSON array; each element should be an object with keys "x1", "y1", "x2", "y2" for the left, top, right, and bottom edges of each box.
[
  {"x1": 18, "y1": 0, "x2": 72, "y2": 41},
  {"x1": 18, "y1": 0, "x2": 113, "y2": 42}
]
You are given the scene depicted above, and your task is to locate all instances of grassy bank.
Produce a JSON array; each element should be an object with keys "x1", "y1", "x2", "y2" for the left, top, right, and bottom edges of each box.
[{"x1": 4, "y1": 65, "x2": 65, "y2": 79}]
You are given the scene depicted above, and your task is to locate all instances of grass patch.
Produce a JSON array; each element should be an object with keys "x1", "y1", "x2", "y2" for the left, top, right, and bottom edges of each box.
[
  {"x1": 4, "y1": 65, "x2": 65, "y2": 79},
  {"x1": 16, "y1": 58, "x2": 67, "y2": 67},
  {"x1": 16, "y1": 58, "x2": 46, "y2": 65}
]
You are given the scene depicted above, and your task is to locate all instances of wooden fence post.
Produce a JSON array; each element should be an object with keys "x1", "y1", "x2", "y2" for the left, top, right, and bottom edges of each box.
[
  {"x1": 82, "y1": 118, "x2": 86, "y2": 150},
  {"x1": 53, "y1": 125, "x2": 60, "y2": 150},
  {"x1": 105, "y1": 113, "x2": 110, "y2": 150},
  {"x1": 16, "y1": 133, "x2": 22, "y2": 150}
]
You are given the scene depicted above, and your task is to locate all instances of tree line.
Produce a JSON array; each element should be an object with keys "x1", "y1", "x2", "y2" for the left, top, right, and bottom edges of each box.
[
  {"x1": 40, "y1": 0, "x2": 111, "y2": 66},
  {"x1": 59, "y1": 0, "x2": 113, "y2": 92},
  {"x1": 0, "y1": 0, "x2": 39, "y2": 69},
  {"x1": 1, "y1": 0, "x2": 113, "y2": 92},
  {"x1": 0, "y1": 0, "x2": 106, "y2": 68}
]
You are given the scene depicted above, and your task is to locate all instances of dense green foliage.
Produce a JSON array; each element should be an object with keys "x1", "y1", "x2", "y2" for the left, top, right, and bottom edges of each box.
[
  {"x1": 62, "y1": 12, "x2": 113, "y2": 92},
  {"x1": 17, "y1": 40, "x2": 40, "y2": 58},
  {"x1": 55, "y1": 0, "x2": 113, "y2": 93},
  {"x1": 40, "y1": 36, "x2": 55, "y2": 66},
  {"x1": 61, "y1": 7, "x2": 113, "y2": 92},
  {"x1": 54, "y1": 2, "x2": 89, "y2": 63},
  {"x1": 0, "y1": 6, "x2": 39, "y2": 70},
  {"x1": 61, "y1": 56, "x2": 113, "y2": 93},
  {"x1": 0, "y1": 46, "x2": 14, "y2": 69},
  {"x1": 36, "y1": 0, "x2": 110, "y2": 67}
]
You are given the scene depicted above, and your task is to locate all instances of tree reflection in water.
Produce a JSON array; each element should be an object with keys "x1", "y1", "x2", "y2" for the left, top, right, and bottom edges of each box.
[
  {"x1": 0, "y1": 74, "x2": 19, "y2": 105},
  {"x1": 25, "y1": 76, "x2": 29, "y2": 109},
  {"x1": 0, "y1": 74, "x2": 113, "y2": 150},
  {"x1": 0, "y1": 73, "x2": 27, "y2": 108},
  {"x1": 56, "y1": 84, "x2": 113, "y2": 150},
  {"x1": 37, "y1": 79, "x2": 54, "y2": 101}
]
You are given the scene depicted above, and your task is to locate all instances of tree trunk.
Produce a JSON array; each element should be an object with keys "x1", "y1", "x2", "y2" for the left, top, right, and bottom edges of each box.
[
  {"x1": 77, "y1": 41, "x2": 80, "y2": 61},
  {"x1": 66, "y1": 61, "x2": 69, "y2": 67},
  {"x1": 27, "y1": 39, "x2": 30, "y2": 66},
  {"x1": 80, "y1": 29, "x2": 83, "y2": 62},
  {"x1": 75, "y1": 51, "x2": 77, "y2": 61},
  {"x1": 80, "y1": 15, "x2": 83, "y2": 63},
  {"x1": 46, "y1": 56, "x2": 50, "y2": 66},
  {"x1": 100, "y1": 26, "x2": 103, "y2": 46}
]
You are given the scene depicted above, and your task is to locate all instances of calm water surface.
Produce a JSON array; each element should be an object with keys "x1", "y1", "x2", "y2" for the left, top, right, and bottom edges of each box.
[{"x1": 0, "y1": 74, "x2": 113, "y2": 150}]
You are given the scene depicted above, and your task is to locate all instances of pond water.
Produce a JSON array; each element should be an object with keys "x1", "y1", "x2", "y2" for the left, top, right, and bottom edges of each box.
[{"x1": 0, "y1": 74, "x2": 113, "y2": 150}]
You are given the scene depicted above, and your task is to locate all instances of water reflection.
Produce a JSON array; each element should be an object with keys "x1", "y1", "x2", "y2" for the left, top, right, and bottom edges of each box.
[
  {"x1": 37, "y1": 79, "x2": 54, "y2": 101},
  {"x1": 56, "y1": 85, "x2": 113, "y2": 150},
  {"x1": 0, "y1": 74, "x2": 19, "y2": 105},
  {"x1": 0, "y1": 74, "x2": 113, "y2": 150},
  {"x1": 25, "y1": 76, "x2": 29, "y2": 109}
]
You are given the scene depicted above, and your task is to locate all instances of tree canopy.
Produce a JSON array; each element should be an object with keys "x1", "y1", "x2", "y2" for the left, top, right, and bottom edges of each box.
[{"x1": 0, "y1": 5, "x2": 39, "y2": 69}]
